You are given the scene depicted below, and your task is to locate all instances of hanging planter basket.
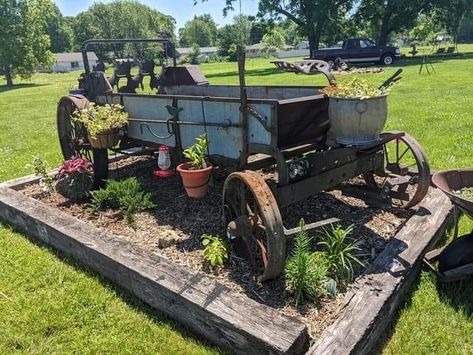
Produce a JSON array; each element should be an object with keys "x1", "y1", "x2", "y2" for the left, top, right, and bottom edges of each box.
[{"x1": 89, "y1": 129, "x2": 120, "y2": 149}]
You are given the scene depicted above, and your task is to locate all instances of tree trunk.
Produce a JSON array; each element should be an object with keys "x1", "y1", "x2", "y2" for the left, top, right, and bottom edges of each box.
[
  {"x1": 377, "y1": 9, "x2": 393, "y2": 46},
  {"x1": 5, "y1": 65, "x2": 13, "y2": 87},
  {"x1": 308, "y1": 24, "x2": 320, "y2": 52}
]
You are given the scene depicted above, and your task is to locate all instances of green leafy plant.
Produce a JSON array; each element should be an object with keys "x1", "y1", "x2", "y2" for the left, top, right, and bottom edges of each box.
[
  {"x1": 285, "y1": 219, "x2": 328, "y2": 306},
  {"x1": 55, "y1": 157, "x2": 93, "y2": 201},
  {"x1": 318, "y1": 224, "x2": 364, "y2": 285},
  {"x1": 90, "y1": 178, "x2": 155, "y2": 228},
  {"x1": 183, "y1": 134, "x2": 209, "y2": 169},
  {"x1": 201, "y1": 234, "x2": 228, "y2": 268},
  {"x1": 31, "y1": 156, "x2": 55, "y2": 193},
  {"x1": 321, "y1": 77, "x2": 395, "y2": 99},
  {"x1": 73, "y1": 103, "x2": 128, "y2": 139}
]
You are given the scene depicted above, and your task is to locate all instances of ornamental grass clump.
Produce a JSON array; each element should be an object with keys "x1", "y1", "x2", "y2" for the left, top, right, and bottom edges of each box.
[
  {"x1": 321, "y1": 77, "x2": 393, "y2": 99},
  {"x1": 318, "y1": 224, "x2": 364, "y2": 286},
  {"x1": 90, "y1": 178, "x2": 155, "y2": 228},
  {"x1": 285, "y1": 219, "x2": 329, "y2": 306},
  {"x1": 73, "y1": 103, "x2": 128, "y2": 139}
]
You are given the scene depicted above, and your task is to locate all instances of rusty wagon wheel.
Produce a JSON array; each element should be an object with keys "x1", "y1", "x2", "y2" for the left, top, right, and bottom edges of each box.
[
  {"x1": 57, "y1": 95, "x2": 109, "y2": 188},
  {"x1": 365, "y1": 132, "x2": 430, "y2": 209},
  {"x1": 223, "y1": 171, "x2": 285, "y2": 282}
]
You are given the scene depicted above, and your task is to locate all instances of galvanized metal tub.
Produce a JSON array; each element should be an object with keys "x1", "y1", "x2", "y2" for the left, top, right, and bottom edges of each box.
[{"x1": 328, "y1": 95, "x2": 388, "y2": 145}]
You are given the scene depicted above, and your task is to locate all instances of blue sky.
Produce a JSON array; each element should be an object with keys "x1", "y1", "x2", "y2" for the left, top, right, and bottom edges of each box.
[{"x1": 55, "y1": 0, "x2": 259, "y2": 30}]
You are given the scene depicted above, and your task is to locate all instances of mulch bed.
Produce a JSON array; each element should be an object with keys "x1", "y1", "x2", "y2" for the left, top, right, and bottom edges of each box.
[{"x1": 20, "y1": 154, "x2": 416, "y2": 340}]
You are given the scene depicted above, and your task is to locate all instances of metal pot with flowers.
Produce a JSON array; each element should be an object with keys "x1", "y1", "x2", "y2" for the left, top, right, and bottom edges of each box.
[
  {"x1": 177, "y1": 134, "x2": 213, "y2": 198},
  {"x1": 321, "y1": 71, "x2": 401, "y2": 146},
  {"x1": 55, "y1": 156, "x2": 94, "y2": 200},
  {"x1": 73, "y1": 103, "x2": 129, "y2": 149}
]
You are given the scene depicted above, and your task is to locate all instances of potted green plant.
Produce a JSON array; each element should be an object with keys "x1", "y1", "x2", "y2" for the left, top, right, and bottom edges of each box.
[
  {"x1": 321, "y1": 77, "x2": 395, "y2": 145},
  {"x1": 177, "y1": 134, "x2": 213, "y2": 198},
  {"x1": 73, "y1": 103, "x2": 128, "y2": 149}
]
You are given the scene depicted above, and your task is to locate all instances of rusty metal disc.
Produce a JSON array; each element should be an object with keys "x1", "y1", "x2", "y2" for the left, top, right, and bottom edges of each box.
[
  {"x1": 365, "y1": 132, "x2": 430, "y2": 209},
  {"x1": 223, "y1": 171, "x2": 285, "y2": 282}
]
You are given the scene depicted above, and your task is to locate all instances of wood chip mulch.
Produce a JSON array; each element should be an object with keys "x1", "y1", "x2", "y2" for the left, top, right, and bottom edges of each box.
[{"x1": 21, "y1": 155, "x2": 417, "y2": 340}]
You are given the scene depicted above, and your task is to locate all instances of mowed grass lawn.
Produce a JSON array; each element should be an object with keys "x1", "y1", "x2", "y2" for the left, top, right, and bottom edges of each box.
[{"x1": 1, "y1": 55, "x2": 473, "y2": 353}]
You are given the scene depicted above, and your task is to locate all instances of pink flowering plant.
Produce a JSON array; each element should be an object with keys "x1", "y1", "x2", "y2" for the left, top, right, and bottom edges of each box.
[
  {"x1": 58, "y1": 157, "x2": 92, "y2": 178},
  {"x1": 56, "y1": 157, "x2": 94, "y2": 201}
]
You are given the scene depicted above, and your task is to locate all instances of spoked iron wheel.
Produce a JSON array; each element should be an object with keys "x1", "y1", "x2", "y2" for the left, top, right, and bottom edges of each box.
[
  {"x1": 223, "y1": 171, "x2": 285, "y2": 282},
  {"x1": 365, "y1": 132, "x2": 430, "y2": 209},
  {"x1": 57, "y1": 95, "x2": 109, "y2": 188}
]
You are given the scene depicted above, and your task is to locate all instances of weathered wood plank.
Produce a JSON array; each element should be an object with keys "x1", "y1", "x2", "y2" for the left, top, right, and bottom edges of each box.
[
  {"x1": 309, "y1": 188, "x2": 454, "y2": 354},
  {"x1": 0, "y1": 174, "x2": 40, "y2": 190},
  {"x1": 0, "y1": 186, "x2": 309, "y2": 355}
]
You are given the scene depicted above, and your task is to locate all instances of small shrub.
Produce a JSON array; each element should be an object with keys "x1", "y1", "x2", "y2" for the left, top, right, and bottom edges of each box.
[
  {"x1": 201, "y1": 234, "x2": 228, "y2": 268},
  {"x1": 188, "y1": 43, "x2": 201, "y2": 65},
  {"x1": 183, "y1": 134, "x2": 208, "y2": 169},
  {"x1": 31, "y1": 156, "x2": 55, "y2": 193},
  {"x1": 318, "y1": 224, "x2": 364, "y2": 285},
  {"x1": 285, "y1": 219, "x2": 328, "y2": 306},
  {"x1": 55, "y1": 157, "x2": 93, "y2": 200},
  {"x1": 90, "y1": 178, "x2": 155, "y2": 227}
]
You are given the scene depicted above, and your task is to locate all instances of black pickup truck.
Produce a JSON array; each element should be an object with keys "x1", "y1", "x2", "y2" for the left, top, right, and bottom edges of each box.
[{"x1": 311, "y1": 38, "x2": 401, "y2": 66}]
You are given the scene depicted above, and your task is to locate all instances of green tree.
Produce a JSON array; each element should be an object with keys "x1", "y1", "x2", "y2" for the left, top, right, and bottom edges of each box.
[
  {"x1": 282, "y1": 20, "x2": 304, "y2": 47},
  {"x1": 261, "y1": 27, "x2": 286, "y2": 53},
  {"x1": 249, "y1": 19, "x2": 275, "y2": 44},
  {"x1": 0, "y1": 0, "x2": 55, "y2": 87},
  {"x1": 197, "y1": 14, "x2": 219, "y2": 44},
  {"x1": 45, "y1": 3, "x2": 73, "y2": 53},
  {"x1": 217, "y1": 15, "x2": 251, "y2": 60},
  {"x1": 409, "y1": 14, "x2": 441, "y2": 46},
  {"x1": 179, "y1": 17, "x2": 213, "y2": 47},
  {"x1": 354, "y1": 0, "x2": 432, "y2": 46},
  {"x1": 433, "y1": 0, "x2": 473, "y2": 44},
  {"x1": 72, "y1": 1, "x2": 175, "y2": 59},
  {"x1": 203, "y1": 0, "x2": 354, "y2": 51}
]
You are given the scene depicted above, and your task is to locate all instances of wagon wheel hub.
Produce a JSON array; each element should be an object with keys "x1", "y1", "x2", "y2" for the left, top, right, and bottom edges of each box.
[
  {"x1": 223, "y1": 171, "x2": 285, "y2": 281},
  {"x1": 227, "y1": 214, "x2": 268, "y2": 268},
  {"x1": 365, "y1": 132, "x2": 430, "y2": 209}
]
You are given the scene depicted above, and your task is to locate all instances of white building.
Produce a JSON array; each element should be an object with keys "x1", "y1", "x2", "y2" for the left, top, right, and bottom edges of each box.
[
  {"x1": 52, "y1": 52, "x2": 98, "y2": 73},
  {"x1": 176, "y1": 47, "x2": 219, "y2": 63}
]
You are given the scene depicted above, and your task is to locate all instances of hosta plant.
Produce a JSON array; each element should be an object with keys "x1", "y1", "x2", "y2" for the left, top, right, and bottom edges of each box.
[
  {"x1": 285, "y1": 219, "x2": 328, "y2": 306},
  {"x1": 55, "y1": 157, "x2": 93, "y2": 201},
  {"x1": 73, "y1": 103, "x2": 128, "y2": 139},
  {"x1": 201, "y1": 234, "x2": 228, "y2": 268}
]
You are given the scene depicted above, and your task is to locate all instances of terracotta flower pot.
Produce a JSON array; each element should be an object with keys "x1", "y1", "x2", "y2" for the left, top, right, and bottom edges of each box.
[
  {"x1": 89, "y1": 129, "x2": 120, "y2": 149},
  {"x1": 177, "y1": 162, "x2": 213, "y2": 198}
]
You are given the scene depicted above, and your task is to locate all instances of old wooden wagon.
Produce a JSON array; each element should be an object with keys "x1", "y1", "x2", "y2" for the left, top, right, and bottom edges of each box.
[{"x1": 57, "y1": 38, "x2": 430, "y2": 281}]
